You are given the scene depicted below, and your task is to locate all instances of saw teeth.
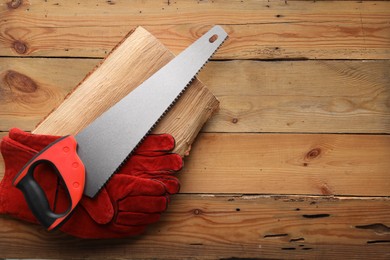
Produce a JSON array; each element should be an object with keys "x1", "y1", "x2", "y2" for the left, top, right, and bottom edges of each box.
[
  {"x1": 113, "y1": 34, "x2": 229, "y2": 175},
  {"x1": 92, "y1": 27, "x2": 229, "y2": 195}
]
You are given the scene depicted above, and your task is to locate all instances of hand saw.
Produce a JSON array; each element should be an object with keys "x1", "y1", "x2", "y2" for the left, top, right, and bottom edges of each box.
[{"x1": 12, "y1": 25, "x2": 228, "y2": 230}]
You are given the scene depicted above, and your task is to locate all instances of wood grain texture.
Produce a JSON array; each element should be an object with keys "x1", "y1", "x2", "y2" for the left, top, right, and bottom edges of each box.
[
  {"x1": 1, "y1": 195, "x2": 389, "y2": 259},
  {"x1": 31, "y1": 26, "x2": 219, "y2": 156},
  {"x1": 201, "y1": 60, "x2": 390, "y2": 133},
  {"x1": 1, "y1": 132, "x2": 389, "y2": 196},
  {"x1": 179, "y1": 133, "x2": 390, "y2": 196},
  {"x1": 1, "y1": 59, "x2": 389, "y2": 133},
  {"x1": 1, "y1": 0, "x2": 389, "y2": 258},
  {"x1": 0, "y1": 58, "x2": 96, "y2": 130},
  {"x1": 1, "y1": 1, "x2": 389, "y2": 59}
]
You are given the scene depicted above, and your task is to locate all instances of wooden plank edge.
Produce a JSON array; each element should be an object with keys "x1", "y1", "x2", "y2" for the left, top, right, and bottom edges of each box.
[{"x1": 0, "y1": 194, "x2": 389, "y2": 259}]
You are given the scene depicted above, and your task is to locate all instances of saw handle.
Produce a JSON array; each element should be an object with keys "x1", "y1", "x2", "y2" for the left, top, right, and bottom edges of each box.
[{"x1": 13, "y1": 136, "x2": 85, "y2": 230}]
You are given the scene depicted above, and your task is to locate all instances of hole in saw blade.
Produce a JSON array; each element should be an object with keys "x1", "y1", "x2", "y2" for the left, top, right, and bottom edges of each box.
[{"x1": 209, "y1": 34, "x2": 218, "y2": 43}]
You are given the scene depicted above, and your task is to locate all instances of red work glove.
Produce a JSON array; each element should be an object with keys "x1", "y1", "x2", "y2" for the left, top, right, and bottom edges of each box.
[{"x1": 0, "y1": 128, "x2": 183, "y2": 238}]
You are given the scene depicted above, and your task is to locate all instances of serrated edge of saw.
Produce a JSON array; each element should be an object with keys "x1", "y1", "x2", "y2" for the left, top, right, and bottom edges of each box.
[
  {"x1": 90, "y1": 29, "x2": 229, "y2": 196},
  {"x1": 114, "y1": 33, "x2": 228, "y2": 174}
]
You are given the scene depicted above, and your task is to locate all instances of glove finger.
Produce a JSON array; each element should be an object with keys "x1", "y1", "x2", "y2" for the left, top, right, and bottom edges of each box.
[
  {"x1": 106, "y1": 174, "x2": 167, "y2": 201},
  {"x1": 120, "y1": 153, "x2": 183, "y2": 173},
  {"x1": 134, "y1": 134, "x2": 175, "y2": 154},
  {"x1": 118, "y1": 195, "x2": 168, "y2": 213},
  {"x1": 2, "y1": 135, "x2": 38, "y2": 156},
  {"x1": 153, "y1": 177, "x2": 181, "y2": 195},
  {"x1": 116, "y1": 212, "x2": 161, "y2": 226},
  {"x1": 81, "y1": 176, "x2": 170, "y2": 224},
  {"x1": 63, "y1": 223, "x2": 147, "y2": 239},
  {"x1": 60, "y1": 223, "x2": 147, "y2": 239},
  {"x1": 62, "y1": 206, "x2": 147, "y2": 239},
  {"x1": 111, "y1": 223, "x2": 147, "y2": 237},
  {"x1": 123, "y1": 174, "x2": 180, "y2": 195},
  {"x1": 79, "y1": 188, "x2": 114, "y2": 225},
  {"x1": 8, "y1": 128, "x2": 60, "y2": 151}
]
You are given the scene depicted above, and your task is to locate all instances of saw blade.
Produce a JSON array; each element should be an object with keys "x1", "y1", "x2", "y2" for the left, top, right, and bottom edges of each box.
[{"x1": 75, "y1": 25, "x2": 228, "y2": 197}]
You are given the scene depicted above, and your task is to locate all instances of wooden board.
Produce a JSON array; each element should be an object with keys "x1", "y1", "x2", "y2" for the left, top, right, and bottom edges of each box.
[
  {"x1": 179, "y1": 133, "x2": 390, "y2": 196},
  {"x1": 1, "y1": 0, "x2": 390, "y2": 259},
  {"x1": 1, "y1": 132, "x2": 389, "y2": 196},
  {"x1": 1, "y1": 59, "x2": 389, "y2": 134},
  {"x1": 1, "y1": 1, "x2": 389, "y2": 59},
  {"x1": 1, "y1": 195, "x2": 389, "y2": 259},
  {"x1": 200, "y1": 60, "x2": 390, "y2": 134}
]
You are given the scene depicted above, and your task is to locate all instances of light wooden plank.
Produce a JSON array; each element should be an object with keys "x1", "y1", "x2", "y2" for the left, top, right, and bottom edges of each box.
[
  {"x1": 1, "y1": 133, "x2": 389, "y2": 196},
  {"x1": 0, "y1": 195, "x2": 389, "y2": 259},
  {"x1": 3, "y1": 0, "x2": 388, "y2": 25},
  {"x1": 1, "y1": 59, "x2": 389, "y2": 134},
  {"x1": 200, "y1": 60, "x2": 390, "y2": 133},
  {"x1": 0, "y1": 58, "x2": 98, "y2": 130},
  {"x1": 28, "y1": 26, "x2": 219, "y2": 156},
  {"x1": 1, "y1": 1, "x2": 389, "y2": 59},
  {"x1": 179, "y1": 133, "x2": 390, "y2": 196}
]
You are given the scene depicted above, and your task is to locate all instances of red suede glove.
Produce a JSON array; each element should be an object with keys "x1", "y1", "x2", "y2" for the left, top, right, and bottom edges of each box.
[{"x1": 0, "y1": 128, "x2": 183, "y2": 238}]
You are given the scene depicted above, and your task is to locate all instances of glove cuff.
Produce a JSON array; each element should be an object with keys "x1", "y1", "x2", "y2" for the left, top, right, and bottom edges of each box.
[{"x1": 0, "y1": 135, "x2": 52, "y2": 224}]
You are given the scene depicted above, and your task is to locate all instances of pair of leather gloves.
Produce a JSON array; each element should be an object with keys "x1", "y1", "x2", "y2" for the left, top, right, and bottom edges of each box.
[{"x1": 0, "y1": 128, "x2": 183, "y2": 239}]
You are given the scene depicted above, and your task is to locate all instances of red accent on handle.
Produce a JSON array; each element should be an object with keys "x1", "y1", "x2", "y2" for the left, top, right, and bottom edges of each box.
[{"x1": 13, "y1": 135, "x2": 85, "y2": 230}]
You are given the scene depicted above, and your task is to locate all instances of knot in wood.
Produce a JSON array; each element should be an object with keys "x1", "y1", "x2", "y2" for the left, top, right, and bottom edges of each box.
[
  {"x1": 306, "y1": 148, "x2": 321, "y2": 160},
  {"x1": 13, "y1": 40, "x2": 28, "y2": 54},
  {"x1": 193, "y1": 209, "x2": 202, "y2": 215},
  {"x1": 7, "y1": 0, "x2": 22, "y2": 9},
  {"x1": 4, "y1": 70, "x2": 38, "y2": 93}
]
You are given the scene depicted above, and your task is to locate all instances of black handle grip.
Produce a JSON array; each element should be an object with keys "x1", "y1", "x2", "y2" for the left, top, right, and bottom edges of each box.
[
  {"x1": 15, "y1": 160, "x2": 70, "y2": 228},
  {"x1": 13, "y1": 135, "x2": 85, "y2": 230}
]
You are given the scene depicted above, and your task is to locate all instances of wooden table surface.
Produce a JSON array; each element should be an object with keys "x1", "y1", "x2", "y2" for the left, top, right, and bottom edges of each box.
[{"x1": 1, "y1": 0, "x2": 389, "y2": 259}]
